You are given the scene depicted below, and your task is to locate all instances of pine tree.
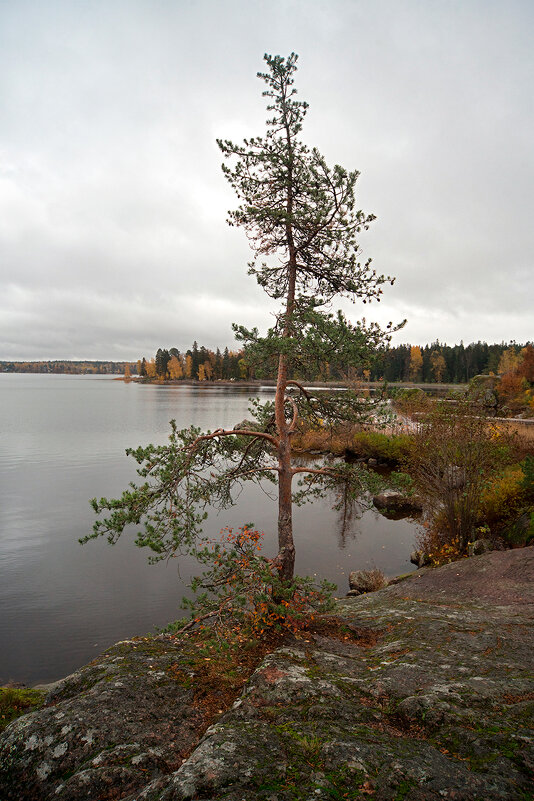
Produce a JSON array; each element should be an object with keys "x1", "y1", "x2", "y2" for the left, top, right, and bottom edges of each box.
[
  {"x1": 86, "y1": 53, "x2": 401, "y2": 584},
  {"x1": 222, "y1": 347, "x2": 230, "y2": 379}
]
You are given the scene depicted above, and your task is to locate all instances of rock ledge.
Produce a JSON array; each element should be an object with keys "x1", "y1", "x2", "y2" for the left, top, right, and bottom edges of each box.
[{"x1": 1, "y1": 547, "x2": 533, "y2": 800}]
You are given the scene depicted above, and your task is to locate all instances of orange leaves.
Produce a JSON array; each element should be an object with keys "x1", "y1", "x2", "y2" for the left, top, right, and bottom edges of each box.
[
  {"x1": 167, "y1": 355, "x2": 183, "y2": 379},
  {"x1": 409, "y1": 345, "x2": 423, "y2": 382},
  {"x1": 430, "y1": 349, "x2": 446, "y2": 383},
  {"x1": 426, "y1": 537, "x2": 465, "y2": 566},
  {"x1": 180, "y1": 524, "x2": 335, "y2": 646},
  {"x1": 496, "y1": 344, "x2": 534, "y2": 413}
]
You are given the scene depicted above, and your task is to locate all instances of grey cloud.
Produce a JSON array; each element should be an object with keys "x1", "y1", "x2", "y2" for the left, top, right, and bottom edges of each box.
[{"x1": 1, "y1": 0, "x2": 532, "y2": 361}]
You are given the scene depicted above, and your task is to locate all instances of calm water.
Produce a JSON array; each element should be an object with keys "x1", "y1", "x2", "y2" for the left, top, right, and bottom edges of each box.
[{"x1": 0, "y1": 374, "x2": 416, "y2": 685}]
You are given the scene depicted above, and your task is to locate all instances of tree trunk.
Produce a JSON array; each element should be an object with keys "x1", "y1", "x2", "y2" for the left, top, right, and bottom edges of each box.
[
  {"x1": 277, "y1": 456, "x2": 295, "y2": 581},
  {"x1": 275, "y1": 351, "x2": 296, "y2": 582},
  {"x1": 273, "y1": 76, "x2": 298, "y2": 583}
]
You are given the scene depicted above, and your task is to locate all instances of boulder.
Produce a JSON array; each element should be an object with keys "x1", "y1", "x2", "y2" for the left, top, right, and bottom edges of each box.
[
  {"x1": 468, "y1": 375, "x2": 498, "y2": 407},
  {"x1": 470, "y1": 374, "x2": 498, "y2": 390},
  {"x1": 467, "y1": 538, "x2": 493, "y2": 557},
  {"x1": 232, "y1": 419, "x2": 259, "y2": 431},
  {"x1": 373, "y1": 489, "x2": 423, "y2": 515},
  {"x1": 142, "y1": 547, "x2": 534, "y2": 800}
]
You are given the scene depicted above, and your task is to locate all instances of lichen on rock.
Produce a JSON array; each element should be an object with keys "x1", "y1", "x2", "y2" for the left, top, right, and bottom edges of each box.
[{"x1": 0, "y1": 637, "x2": 204, "y2": 800}]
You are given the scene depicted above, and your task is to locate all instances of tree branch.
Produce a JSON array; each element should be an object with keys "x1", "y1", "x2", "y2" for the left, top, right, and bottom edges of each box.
[
  {"x1": 291, "y1": 466, "x2": 341, "y2": 477},
  {"x1": 171, "y1": 610, "x2": 218, "y2": 636},
  {"x1": 189, "y1": 427, "x2": 279, "y2": 450},
  {"x1": 228, "y1": 434, "x2": 269, "y2": 477},
  {"x1": 286, "y1": 379, "x2": 313, "y2": 400},
  {"x1": 229, "y1": 466, "x2": 280, "y2": 479},
  {"x1": 286, "y1": 394, "x2": 299, "y2": 432}
]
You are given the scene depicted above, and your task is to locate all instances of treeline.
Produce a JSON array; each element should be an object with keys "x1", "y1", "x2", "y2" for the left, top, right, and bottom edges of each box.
[
  {"x1": 0, "y1": 360, "x2": 130, "y2": 374},
  {"x1": 136, "y1": 343, "x2": 246, "y2": 381},
  {"x1": 371, "y1": 341, "x2": 531, "y2": 384},
  {"x1": 140, "y1": 340, "x2": 531, "y2": 384},
  {"x1": 3, "y1": 341, "x2": 530, "y2": 384}
]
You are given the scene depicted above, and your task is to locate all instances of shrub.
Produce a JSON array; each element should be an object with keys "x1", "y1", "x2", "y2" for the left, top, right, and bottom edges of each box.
[
  {"x1": 350, "y1": 431, "x2": 413, "y2": 464},
  {"x1": 292, "y1": 421, "x2": 359, "y2": 455},
  {"x1": 405, "y1": 399, "x2": 515, "y2": 552},
  {"x1": 501, "y1": 511, "x2": 534, "y2": 547},
  {"x1": 497, "y1": 373, "x2": 528, "y2": 414},
  {"x1": 474, "y1": 458, "x2": 534, "y2": 546},
  {"x1": 479, "y1": 466, "x2": 526, "y2": 533},
  {"x1": 292, "y1": 425, "x2": 414, "y2": 465},
  {"x1": 349, "y1": 567, "x2": 387, "y2": 593},
  {"x1": 521, "y1": 455, "x2": 534, "y2": 501},
  {"x1": 169, "y1": 525, "x2": 336, "y2": 642},
  {"x1": 415, "y1": 524, "x2": 466, "y2": 566},
  {"x1": 292, "y1": 424, "x2": 350, "y2": 455}
]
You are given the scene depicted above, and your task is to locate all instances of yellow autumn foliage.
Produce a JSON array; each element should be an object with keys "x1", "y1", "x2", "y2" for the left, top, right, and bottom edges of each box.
[{"x1": 479, "y1": 466, "x2": 525, "y2": 528}]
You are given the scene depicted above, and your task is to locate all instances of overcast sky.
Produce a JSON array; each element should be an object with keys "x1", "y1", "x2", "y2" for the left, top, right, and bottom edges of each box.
[{"x1": 1, "y1": 0, "x2": 532, "y2": 361}]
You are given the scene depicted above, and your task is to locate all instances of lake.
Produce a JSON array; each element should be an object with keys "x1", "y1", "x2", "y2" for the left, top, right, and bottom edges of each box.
[{"x1": 0, "y1": 374, "x2": 417, "y2": 686}]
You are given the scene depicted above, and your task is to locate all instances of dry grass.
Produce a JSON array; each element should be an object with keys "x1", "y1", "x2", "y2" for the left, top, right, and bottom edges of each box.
[
  {"x1": 496, "y1": 419, "x2": 534, "y2": 455},
  {"x1": 291, "y1": 412, "x2": 534, "y2": 465},
  {"x1": 350, "y1": 568, "x2": 388, "y2": 594},
  {"x1": 292, "y1": 426, "x2": 353, "y2": 455},
  {"x1": 292, "y1": 424, "x2": 413, "y2": 465}
]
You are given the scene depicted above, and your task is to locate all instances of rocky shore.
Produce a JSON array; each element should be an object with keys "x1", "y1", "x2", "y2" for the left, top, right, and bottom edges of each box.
[{"x1": 1, "y1": 547, "x2": 533, "y2": 800}]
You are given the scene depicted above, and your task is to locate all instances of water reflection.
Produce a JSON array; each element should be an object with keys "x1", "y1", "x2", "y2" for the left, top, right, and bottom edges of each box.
[{"x1": 334, "y1": 492, "x2": 362, "y2": 548}]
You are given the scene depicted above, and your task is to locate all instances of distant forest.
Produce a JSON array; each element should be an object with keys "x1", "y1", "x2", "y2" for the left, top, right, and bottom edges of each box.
[
  {"x1": 137, "y1": 340, "x2": 530, "y2": 384},
  {"x1": 0, "y1": 360, "x2": 129, "y2": 375},
  {"x1": 1, "y1": 341, "x2": 530, "y2": 384}
]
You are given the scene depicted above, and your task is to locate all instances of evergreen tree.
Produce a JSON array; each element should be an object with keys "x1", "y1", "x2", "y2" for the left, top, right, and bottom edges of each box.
[
  {"x1": 222, "y1": 347, "x2": 230, "y2": 379},
  {"x1": 191, "y1": 341, "x2": 200, "y2": 377},
  {"x1": 214, "y1": 347, "x2": 222, "y2": 380},
  {"x1": 155, "y1": 348, "x2": 171, "y2": 378},
  {"x1": 87, "y1": 53, "x2": 401, "y2": 584}
]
